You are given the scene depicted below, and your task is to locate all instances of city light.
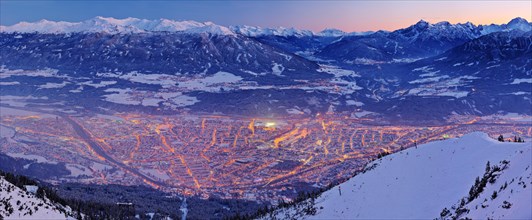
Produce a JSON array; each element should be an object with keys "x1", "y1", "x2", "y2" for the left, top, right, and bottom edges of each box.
[{"x1": 265, "y1": 122, "x2": 276, "y2": 127}]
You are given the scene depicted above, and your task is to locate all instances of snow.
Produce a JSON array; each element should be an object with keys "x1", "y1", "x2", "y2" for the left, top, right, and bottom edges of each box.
[
  {"x1": 79, "y1": 80, "x2": 117, "y2": 88},
  {"x1": 69, "y1": 86, "x2": 83, "y2": 93},
  {"x1": 180, "y1": 198, "x2": 188, "y2": 220},
  {"x1": 286, "y1": 108, "x2": 305, "y2": 115},
  {"x1": 510, "y1": 78, "x2": 532, "y2": 84},
  {"x1": 0, "y1": 177, "x2": 73, "y2": 219},
  {"x1": 65, "y1": 164, "x2": 92, "y2": 177},
  {"x1": 97, "y1": 72, "x2": 177, "y2": 88},
  {"x1": 0, "y1": 95, "x2": 50, "y2": 107},
  {"x1": 1, "y1": 16, "x2": 235, "y2": 36},
  {"x1": 176, "y1": 71, "x2": 243, "y2": 92},
  {"x1": 412, "y1": 65, "x2": 433, "y2": 72},
  {"x1": 141, "y1": 98, "x2": 163, "y2": 107},
  {"x1": 0, "y1": 81, "x2": 20, "y2": 86},
  {"x1": 271, "y1": 63, "x2": 285, "y2": 76},
  {"x1": 409, "y1": 75, "x2": 449, "y2": 84},
  {"x1": 230, "y1": 25, "x2": 370, "y2": 37},
  {"x1": 318, "y1": 65, "x2": 360, "y2": 78},
  {"x1": 102, "y1": 87, "x2": 200, "y2": 108},
  {"x1": 508, "y1": 91, "x2": 530, "y2": 95},
  {"x1": 102, "y1": 88, "x2": 141, "y2": 105},
  {"x1": 167, "y1": 94, "x2": 199, "y2": 107},
  {"x1": 230, "y1": 25, "x2": 314, "y2": 37},
  {"x1": 419, "y1": 71, "x2": 440, "y2": 77},
  {"x1": 437, "y1": 91, "x2": 469, "y2": 98},
  {"x1": 91, "y1": 162, "x2": 113, "y2": 171},
  {"x1": 6, "y1": 153, "x2": 58, "y2": 164},
  {"x1": 316, "y1": 28, "x2": 346, "y2": 37},
  {"x1": 38, "y1": 81, "x2": 69, "y2": 89},
  {"x1": 24, "y1": 185, "x2": 39, "y2": 194},
  {"x1": 0, "y1": 106, "x2": 54, "y2": 119},
  {"x1": 0, "y1": 125, "x2": 15, "y2": 139},
  {"x1": 455, "y1": 145, "x2": 532, "y2": 219},
  {"x1": 406, "y1": 75, "x2": 477, "y2": 98},
  {"x1": 0, "y1": 67, "x2": 66, "y2": 79},
  {"x1": 351, "y1": 111, "x2": 374, "y2": 118},
  {"x1": 481, "y1": 17, "x2": 532, "y2": 34},
  {"x1": 269, "y1": 132, "x2": 531, "y2": 219},
  {"x1": 345, "y1": 100, "x2": 364, "y2": 106}
]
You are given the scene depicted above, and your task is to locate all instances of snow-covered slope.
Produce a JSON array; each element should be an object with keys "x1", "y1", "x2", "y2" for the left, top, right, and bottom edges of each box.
[
  {"x1": 265, "y1": 132, "x2": 531, "y2": 219},
  {"x1": 0, "y1": 177, "x2": 74, "y2": 219},
  {"x1": 0, "y1": 16, "x2": 235, "y2": 35},
  {"x1": 230, "y1": 25, "x2": 314, "y2": 37},
  {"x1": 230, "y1": 25, "x2": 373, "y2": 37},
  {"x1": 448, "y1": 141, "x2": 532, "y2": 220}
]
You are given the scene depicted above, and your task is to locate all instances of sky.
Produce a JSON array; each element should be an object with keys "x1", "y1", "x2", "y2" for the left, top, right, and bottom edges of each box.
[{"x1": 1, "y1": 0, "x2": 530, "y2": 32}]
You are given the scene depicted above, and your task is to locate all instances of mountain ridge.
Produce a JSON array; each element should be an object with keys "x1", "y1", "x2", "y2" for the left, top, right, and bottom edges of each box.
[{"x1": 2, "y1": 16, "x2": 529, "y2": 37}]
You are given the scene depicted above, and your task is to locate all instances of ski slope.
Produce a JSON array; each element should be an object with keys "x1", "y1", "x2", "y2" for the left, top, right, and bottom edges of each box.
[{"x1": 267, "y1": 132, "x2": 531, "y2": 219}]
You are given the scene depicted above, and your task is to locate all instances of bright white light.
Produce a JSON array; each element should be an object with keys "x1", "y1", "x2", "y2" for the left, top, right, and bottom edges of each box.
[{"x1": 265, "y1": 122, "x2": 276, "y2": 127}]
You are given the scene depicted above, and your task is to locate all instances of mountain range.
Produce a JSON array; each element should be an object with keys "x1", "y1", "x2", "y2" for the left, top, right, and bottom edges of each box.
[{"x1": 0, "y1": 17, "x2": 531, "y2": 121}]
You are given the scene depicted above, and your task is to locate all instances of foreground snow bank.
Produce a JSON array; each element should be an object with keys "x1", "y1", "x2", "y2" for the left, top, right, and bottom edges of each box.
[
  {"x1": 266, "y1": 132, "x2": 531, "y2": 219},
  {"x1": 0, "y1": 177, "x2": 73, "y2": 219}
]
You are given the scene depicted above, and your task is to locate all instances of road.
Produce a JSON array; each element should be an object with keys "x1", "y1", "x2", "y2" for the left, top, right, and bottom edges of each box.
[{"x1": 1, "y1": 105, "x2": 168, "y2": 189}]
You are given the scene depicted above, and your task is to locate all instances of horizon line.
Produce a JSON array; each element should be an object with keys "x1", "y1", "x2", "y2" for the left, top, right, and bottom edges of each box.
[{"x1": 1, "y1": 16, "x2": 529, "y2": 33}]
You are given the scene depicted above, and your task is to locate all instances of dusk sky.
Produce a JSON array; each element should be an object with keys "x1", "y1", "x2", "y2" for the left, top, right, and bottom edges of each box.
[{"x1": 1, "y1": 0, "x2": 530, "y2": 32}]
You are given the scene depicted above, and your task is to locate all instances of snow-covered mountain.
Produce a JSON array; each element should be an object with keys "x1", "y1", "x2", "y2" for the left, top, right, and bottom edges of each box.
[
  {"x1": 317, "y1": 18, "x2": 531, "y2": 62},
  {"x1": 264, "y1": 132, "x2": 531, "y2": 219},
  {"x1": 0, "y1": 31, "x2": 322, "y2": 80},
  {"x1": 0, "y1": 177, "x2": 75, "y2": 219},
  {"x1": 375, "y1": 30, "x2": 532, "y2": 116},
  {"x1": 0, "y1": 17, "x2": 530, "y2": 119},
  {"x1": 1, "y1": 16, "x2": 529, "y2": 39},
  {"x1": 230, "y1": 25, "x2": 372, "y2": 37},
  {"x1": 0, "y1": 16, "x2": 235, "y2": 35},
  {"x1": 480, "y1": 17, "x2": 532, "y2": 35},
  {"x1": 230, "y1": 25, "x2": 314, "y2": 37},
  {"x1": 0, "y1": 16, "x2": 373, "y2": 38}
]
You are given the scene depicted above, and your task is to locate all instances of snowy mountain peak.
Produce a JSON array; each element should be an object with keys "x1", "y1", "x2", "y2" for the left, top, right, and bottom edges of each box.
[
  {"x1": 479, "y1": 17, "x2": 532, "y2": 34},
  {"x1": 0, "y1": 16, "x2": 236, "y2": 36},
  {"x1": 414, "y1": 19, "x2": 430, "y2": 28},
  {"x1": 316, "y1": 28, "x2": 346, "y2": 37},
  {"x1": 507, "y1": 17, "x2": 532, "y2": 32},
  {"x1": 508, "y1": 17, "x2": 529, "y2": 25},
  {"x1": 230, "y1": 25, "x2": 315, "y2": 37},
  {"x1": 435, "y1": 21, "x2": 452, "y2": 26}
]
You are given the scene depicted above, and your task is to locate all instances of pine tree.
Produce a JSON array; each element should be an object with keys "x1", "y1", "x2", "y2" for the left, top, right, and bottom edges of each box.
[{"x1": 498, "y1": 135, "x2": 504, "y2": 142}]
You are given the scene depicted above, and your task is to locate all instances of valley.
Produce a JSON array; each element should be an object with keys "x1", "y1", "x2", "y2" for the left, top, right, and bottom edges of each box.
[
  {"x1": 1, "y1": 104, "x2": 530, "y2": 202},
  {"x1": 0, "y1": 14, "x2": 531, "y2": 219}
]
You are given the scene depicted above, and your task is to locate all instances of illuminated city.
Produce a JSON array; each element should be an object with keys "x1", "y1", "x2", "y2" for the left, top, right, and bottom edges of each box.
[
  {"x1": 2, "y1": 105, "x2": 530, "y2": 202},
  {"x1": 0, "y1": 1, "x2": 531, "y2": 219}
]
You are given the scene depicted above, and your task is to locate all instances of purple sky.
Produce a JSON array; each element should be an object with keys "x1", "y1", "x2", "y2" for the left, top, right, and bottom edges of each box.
[{"x1": 1, "y1": 1, "x2": 530, "y2": 32}]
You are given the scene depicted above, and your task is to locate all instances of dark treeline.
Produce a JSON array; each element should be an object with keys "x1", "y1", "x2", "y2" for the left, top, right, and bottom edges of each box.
[
  {"x1": 497, "y1": 134, "x2": 525, "y2": 142},
  {"x1": 1, "y1": 170, "x2": 142, "y2": 219},
  {"x1": 1, "y1": 169, "x2": 264, "y2": 219}
]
